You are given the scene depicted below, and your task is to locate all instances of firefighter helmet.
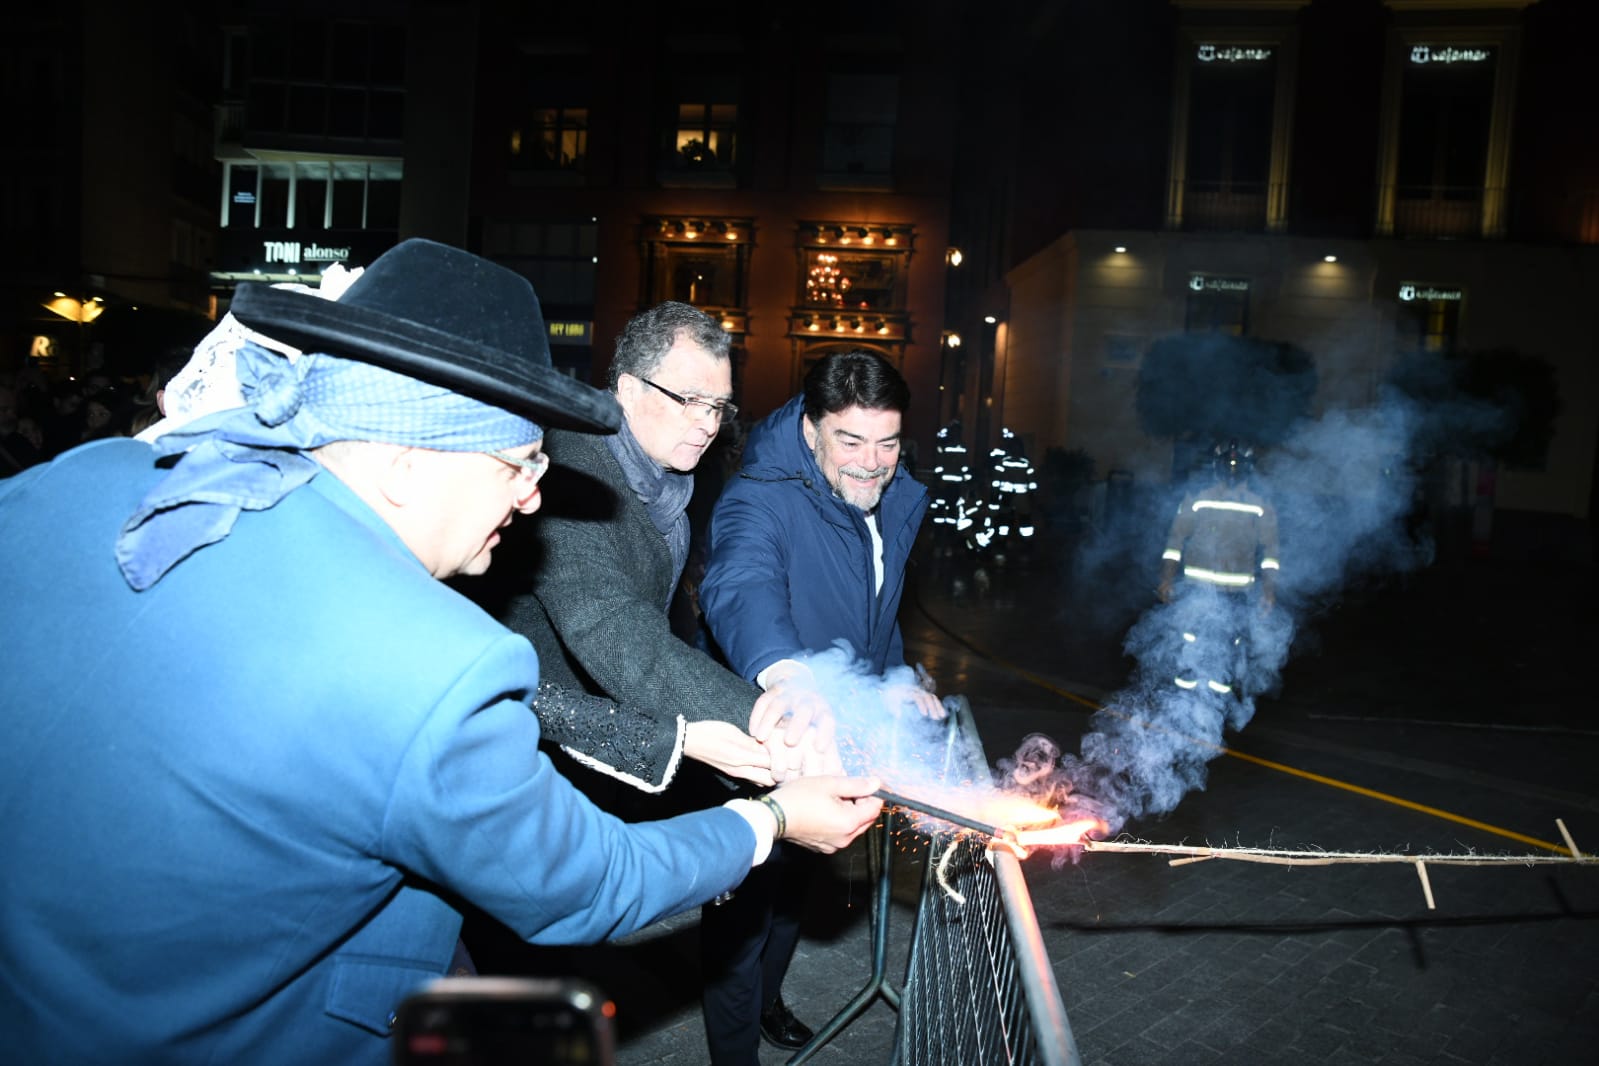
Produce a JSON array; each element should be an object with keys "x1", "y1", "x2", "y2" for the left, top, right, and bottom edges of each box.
[{"x1": 1213, "y1": 439, "x2": 1255, "y2": 484}]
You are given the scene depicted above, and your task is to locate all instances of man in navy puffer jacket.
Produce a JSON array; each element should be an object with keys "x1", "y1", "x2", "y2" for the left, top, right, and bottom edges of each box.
[{"x1": 696, "y1": 350, "x2": 942, "y2": 1061}]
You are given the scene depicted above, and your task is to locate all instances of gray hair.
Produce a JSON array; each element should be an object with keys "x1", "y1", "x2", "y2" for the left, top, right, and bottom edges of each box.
[{"x1": 607, "y1": 301, "x2": 731, "y2": 389}]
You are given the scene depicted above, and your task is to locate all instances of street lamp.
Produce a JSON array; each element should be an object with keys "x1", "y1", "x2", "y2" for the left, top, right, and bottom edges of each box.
[
  {"x1": 43, "y1": 293, "x2": 106, "y2": 325},
  {"x1": 42, "y1": 294, "x2": 106, "y2": 376}
]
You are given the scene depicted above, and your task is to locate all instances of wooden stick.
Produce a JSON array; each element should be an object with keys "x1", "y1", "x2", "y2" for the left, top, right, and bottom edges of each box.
[
  {"x1": 1415, "y1": 860, "x2": 1436, "y2": 910},
  {"x1": 1079, "y1": 837, "x2": 1599, "y2": 868},
  {"x1": 1555, "y1": 819, "x2": 1582, "y2": 859}
]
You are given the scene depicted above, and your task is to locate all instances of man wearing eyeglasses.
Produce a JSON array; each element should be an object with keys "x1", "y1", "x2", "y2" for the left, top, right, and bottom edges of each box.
[
  {"x1": 489, "y1": 301, "x2": 839, "y2": 800},
  {"x1": 478, "y1": 301, "x2": 842, "y2": 1064},
  {"x1": 0, "y1": 243, "x2": 884, "y2": 1065}
]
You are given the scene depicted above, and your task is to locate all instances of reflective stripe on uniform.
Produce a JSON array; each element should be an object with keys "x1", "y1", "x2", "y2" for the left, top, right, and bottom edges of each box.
[
  {"x1": 1192, "y1": 500, "x2": 1264, "y2": 516},
  {"x1": 1182, "y1": 566, "x2": 1255, "y2": 587}
]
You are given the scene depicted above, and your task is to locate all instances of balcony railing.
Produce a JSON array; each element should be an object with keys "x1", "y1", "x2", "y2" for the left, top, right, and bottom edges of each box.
[
  {"x1": 1182, "y1": 180, "x2": 1268, "y2": 232},
  {"x1": 1392, "y1": 185, "x2": 1486, "y2": 239}
]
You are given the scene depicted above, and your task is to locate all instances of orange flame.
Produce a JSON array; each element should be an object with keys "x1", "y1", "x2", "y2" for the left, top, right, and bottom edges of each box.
[
  {"x1": 972, "y1": 794, "x2": 1060, "y2": 829},
  {"x1": 1009, "y1": 817, "x2": 1107, "y2": 852}
]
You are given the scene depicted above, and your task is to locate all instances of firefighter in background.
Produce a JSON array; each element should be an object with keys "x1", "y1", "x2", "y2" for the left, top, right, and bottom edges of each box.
[
  {"x1": 973, "y1": 426, "x2": 1038, "y2": 560},
  {"x1": 1156, "y1": 439, "x2": 1279, "y2": 705},
  {"x1": 929, "y1": 418, "x2": 974, "y2": 559}
]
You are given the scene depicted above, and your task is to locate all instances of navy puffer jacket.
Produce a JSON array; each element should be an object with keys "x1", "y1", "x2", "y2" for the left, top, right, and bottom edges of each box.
[{"x1": 700, "y1": 394, "x2": 929, "y2": 682}]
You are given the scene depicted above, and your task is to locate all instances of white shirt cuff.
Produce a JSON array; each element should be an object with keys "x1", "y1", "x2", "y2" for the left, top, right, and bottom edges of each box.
[
  {"x1": 725, "y1": 798, "x2": 778, "y2": 865},
  {"x1": 756, "y1": 658, "x2": 810, "y2": 691}
]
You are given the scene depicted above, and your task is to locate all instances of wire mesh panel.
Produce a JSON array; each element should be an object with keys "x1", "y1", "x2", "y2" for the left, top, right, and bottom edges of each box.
[
  {"x1": 893, "y1": 697, "x2": 1081, "y2": 1066},
  {"x1": 895, "y1": 834, "x2": 1079, "y2": 1066}
]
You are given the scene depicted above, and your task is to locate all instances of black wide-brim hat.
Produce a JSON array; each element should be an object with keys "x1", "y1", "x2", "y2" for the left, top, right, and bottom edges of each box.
[{"x1": 227, "y1": 238, "x2": 619, "y2": 433}]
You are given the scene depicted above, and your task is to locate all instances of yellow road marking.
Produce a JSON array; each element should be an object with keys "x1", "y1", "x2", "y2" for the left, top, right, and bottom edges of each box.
[{"x1": 943, "y1": 636, "x2": 1573, "y2": 856}]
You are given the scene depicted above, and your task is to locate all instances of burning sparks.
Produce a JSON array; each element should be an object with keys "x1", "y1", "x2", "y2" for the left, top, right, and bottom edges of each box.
[
  {"x1": 875, "y1": 786, "x2": 1107, "y2": 859},
  {"x1": 969, "y1": 793, "x2": 1061, "y2": 830}
]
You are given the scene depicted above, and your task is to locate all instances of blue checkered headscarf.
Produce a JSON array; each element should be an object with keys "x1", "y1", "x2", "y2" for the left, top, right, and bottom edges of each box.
[{"x1": 116, "y1": 340, "x2": 542, "y2": 590}]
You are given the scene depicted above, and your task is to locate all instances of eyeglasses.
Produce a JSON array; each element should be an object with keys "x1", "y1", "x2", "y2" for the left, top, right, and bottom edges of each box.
[
  {"x1": 483, "y1": 448, "x2": 551, "y2": 490},
  {"x1": 637, "y1": 377, "x2": 739, "y2": 426}
]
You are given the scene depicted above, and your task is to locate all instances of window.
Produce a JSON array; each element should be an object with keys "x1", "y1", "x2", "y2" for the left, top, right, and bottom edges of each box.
[
  {"x1": 821, "y1": 74, "x2": 896, "y2": 186},
  {"x1": 1184, "y1": 274, "x2": 1250, "y2": 335},
  {"x1": 1183, "y1": 46, "x2": 1276, "y2": 230},
  {"x1": 247, "y1": 81, "x2": 287, "y2": 133},
  {"x1": 329, "y1": 162, "x2": 381, "y2": 229},
  {"x1": 1166, "y1": 30, "x2": 1298, "y2": 232},
  {"x1": 510, "y1": 61, "x2": 591, "y2": 182},
  {"x1": 801, "y1": 248, "x2": 900, "y2": 312},
  {"x1": 642, "y1": 217, "x2": 752, "y2": 313},
  {"x1": 659, "y1": 76, "x2": 739, "y2": 187},
  {"x1": 331, "y1": 21, "x2": 369, "y2": 82},
  {"x1": 483, "y1": 220, "x2": 599, "y2": 312},
  {"x1": 1394, "y1": 46, "x2": 1496, "y2": 237},
  {"x1": 366, "y1": 167, "x2": 401, "y2": 231},
  {"x1": 674, "y1": 102, "x2": 736, "y2": 171},
  {"x1": 297, "y1": 163, "x2": 329, "y2": 228},
  {"x1": 788, "y1": 223, "x2": 914, "y2": 346},
  {"x1": 260, "y1": 166, "x2": 292, "y2": 230},
  {"x1": 1375, "y1": 26, "x2": 1521, "y2": 239},
  {"x1": 288, "y1": 84, "x2": 327, "y2": 135},
  {"x1": 238, "y1": 16, "x2": 405, "y2": 142},
  {"x1": 1395, "y1": 282, "x2": 1463, "y2": 356},
  {"x1": 511, "y1": 106, "x2": 588, "y2": 173}
]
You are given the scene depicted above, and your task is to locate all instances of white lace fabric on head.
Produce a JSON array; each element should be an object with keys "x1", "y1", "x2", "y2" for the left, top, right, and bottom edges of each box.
[{"x1": 135, "y1": 264, "x2": 365, "y2": 444}]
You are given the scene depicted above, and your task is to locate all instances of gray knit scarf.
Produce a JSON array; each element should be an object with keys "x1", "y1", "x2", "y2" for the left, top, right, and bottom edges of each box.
[{"x1": 604, "y1": 419, "x2": 693, "y2": 601}]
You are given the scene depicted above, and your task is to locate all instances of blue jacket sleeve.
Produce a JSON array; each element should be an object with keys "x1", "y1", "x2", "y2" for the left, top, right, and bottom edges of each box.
[
  {"x1": 385, "y1": 635, "x2": 753, "y2": 943},
  {"x1": 699, "y1": 487, "x2": 808, "y2": 684}
]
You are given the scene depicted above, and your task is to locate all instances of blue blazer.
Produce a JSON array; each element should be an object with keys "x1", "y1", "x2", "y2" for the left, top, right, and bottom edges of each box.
[{"x1": 0, "y1": 439, "x2": 754, "y2": 1065}]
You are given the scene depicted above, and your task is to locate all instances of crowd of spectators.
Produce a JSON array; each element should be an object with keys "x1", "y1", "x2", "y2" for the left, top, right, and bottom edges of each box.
[{"x1": 1, "y1": 351, "x2": 189, "y2": 476}]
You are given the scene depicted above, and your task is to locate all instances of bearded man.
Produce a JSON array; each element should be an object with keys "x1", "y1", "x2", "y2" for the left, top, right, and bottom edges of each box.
[{"x1": 694, "y1": 349, "x2": 941, "y2": 1061}]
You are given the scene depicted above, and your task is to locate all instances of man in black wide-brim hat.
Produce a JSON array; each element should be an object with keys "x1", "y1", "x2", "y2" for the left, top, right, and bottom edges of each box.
[{"x1": 0, "y1": 238, "x2": 884, "y2": 1065}]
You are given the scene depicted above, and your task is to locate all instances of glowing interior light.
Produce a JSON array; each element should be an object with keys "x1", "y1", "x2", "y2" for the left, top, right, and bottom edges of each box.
[
  {"x1": 1175, "y1": 677, "x2": 1198, "y2": 689},
  {"x1": 1324, "y1": 255, "x2": 1337, "y2": 263},
  {"x1": 1183, "y1": 632, "x2": 1197, "y2": 642},
  {"x1": 1114, "y1": 246, "x2": 1127, "y2": 254},
  {"x1": 1208, "y1": 680, "x2": 1232, "y2": 694}
]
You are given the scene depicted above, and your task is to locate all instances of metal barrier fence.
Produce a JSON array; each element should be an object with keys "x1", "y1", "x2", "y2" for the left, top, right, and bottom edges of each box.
[
  {"x1": 896, "y1": 835, "x2": 1081, "y2": 1066},
  {"x1": 790, "y1": 698, "x2": 1081, "y2": 1065}
]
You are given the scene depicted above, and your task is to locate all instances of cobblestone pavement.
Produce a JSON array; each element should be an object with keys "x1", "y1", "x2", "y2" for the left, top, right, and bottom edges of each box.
[{"x1": 494, "y1": 546, "x2": 1598, "y2": 1065}]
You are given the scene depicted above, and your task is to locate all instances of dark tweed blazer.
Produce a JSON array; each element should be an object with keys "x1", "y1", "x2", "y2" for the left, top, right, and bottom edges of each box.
[{"x1": 493, "y1": 428, "x2": 760, "y2": 792}]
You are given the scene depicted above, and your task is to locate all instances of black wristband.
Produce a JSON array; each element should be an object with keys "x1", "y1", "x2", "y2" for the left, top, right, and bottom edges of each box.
[{"x1": 755, "y1": 793, "x2": 787, "y2": 840}]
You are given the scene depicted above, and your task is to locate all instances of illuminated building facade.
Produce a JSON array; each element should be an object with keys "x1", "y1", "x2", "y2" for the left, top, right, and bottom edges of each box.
[
  {"x1": 975, "y1": 0, "x2": 1599, "y2": 553},
  {"x1": 462, "y1": 2, "x2": 959, "y2": 438}
]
